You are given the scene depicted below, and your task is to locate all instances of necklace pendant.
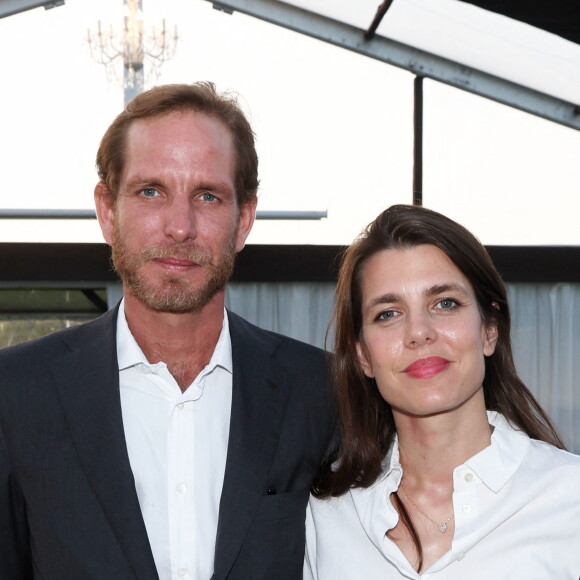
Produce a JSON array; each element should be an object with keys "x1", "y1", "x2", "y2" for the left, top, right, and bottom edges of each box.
[{"x1": 438, "y1": 523, "x2": 447, "y2": 533}]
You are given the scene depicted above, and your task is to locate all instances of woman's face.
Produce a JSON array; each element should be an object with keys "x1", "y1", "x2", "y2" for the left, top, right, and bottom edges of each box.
[{"x1": 356, "y1": 244, "x2": 498, "y2": 419}]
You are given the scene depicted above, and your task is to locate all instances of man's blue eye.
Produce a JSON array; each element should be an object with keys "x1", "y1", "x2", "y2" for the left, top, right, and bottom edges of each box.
[
  {"x1": 201, "y1": 192, "x2": 217, "y2": 202},
  {"x1": 141, "y1": 188, "x2": 159, "y2": 198},
  {"x1": 438, "y1": 299, "x2": 458, "y2": 309}
]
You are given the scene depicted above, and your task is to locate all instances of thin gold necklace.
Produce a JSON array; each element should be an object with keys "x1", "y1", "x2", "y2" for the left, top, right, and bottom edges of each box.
[{"x1": 399, "y1": 483, "x2": 454, "y2": 533}]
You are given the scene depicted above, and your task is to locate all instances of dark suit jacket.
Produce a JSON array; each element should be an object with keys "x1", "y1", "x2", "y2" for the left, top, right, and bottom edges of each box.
[{"x1": 0, "y1": 308, "x2": 334, "y2": 579}]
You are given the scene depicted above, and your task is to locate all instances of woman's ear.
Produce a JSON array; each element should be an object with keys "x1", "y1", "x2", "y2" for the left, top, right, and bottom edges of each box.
[
  {"x1": 356, "y1": 341, "x2": 375, "y2": 378},
  {"x1": 484, "y1": 302, "x2": 500, "y2": 357}
]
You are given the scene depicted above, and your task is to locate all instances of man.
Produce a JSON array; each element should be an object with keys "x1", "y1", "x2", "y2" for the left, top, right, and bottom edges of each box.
[{"x1": 0, "y1": 83, "x2": 333, "y2": 579}]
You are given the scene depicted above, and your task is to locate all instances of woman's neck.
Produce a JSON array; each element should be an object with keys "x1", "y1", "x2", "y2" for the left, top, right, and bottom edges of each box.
[{"x1": 395, "y1": 396, "x2": 493, "y2": 487}]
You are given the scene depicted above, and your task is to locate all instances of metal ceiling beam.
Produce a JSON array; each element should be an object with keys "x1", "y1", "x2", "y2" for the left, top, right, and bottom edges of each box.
[
  {"x1": 208, "y1": 0, "x2": 580, "y2": 131},
  {"x1": 0, "y1": 209, "x2": 327, "y2": 220},
  {"x1": 0, "y1": 0, "x2": 64, "y2": 19}
]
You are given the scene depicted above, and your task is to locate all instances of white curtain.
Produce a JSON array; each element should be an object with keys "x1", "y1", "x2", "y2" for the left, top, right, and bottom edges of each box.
[{"x1": 226, "y1": 281, "x2": 580, "y2": 453}]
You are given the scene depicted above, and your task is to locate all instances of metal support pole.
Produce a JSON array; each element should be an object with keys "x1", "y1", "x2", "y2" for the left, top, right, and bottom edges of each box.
[
  {"x1": 364, "y1": 0, "x2": 394, "y2": 41},
  {"x1": 413, "y1": 75, "x2": 423, "y2": 206},
  {"x1": 0, "y1": 0, "x2": 64, "y2": 19},
  {"x1": 0, "y1": 209, "x2": 327, "y2": 220},
  {"x1": 124, "y1": 67, "x2": 143, "y2": 104}
]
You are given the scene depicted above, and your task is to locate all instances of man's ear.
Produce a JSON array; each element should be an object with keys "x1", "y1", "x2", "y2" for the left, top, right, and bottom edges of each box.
[
  {"x1": 234, "y1": 197, "x2": 257, "y2": 253},
  {"x1": 94, "y1": 182, "x2": 115, "y2": 246},
  {"x1": 356, "y1": 341, "x2": 375, "y2": 378}
]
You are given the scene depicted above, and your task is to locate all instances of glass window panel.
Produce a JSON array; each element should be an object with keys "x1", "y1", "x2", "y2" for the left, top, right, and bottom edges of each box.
[{"x1": 0, "y1": 288, "x2": 106, "y2": 347}]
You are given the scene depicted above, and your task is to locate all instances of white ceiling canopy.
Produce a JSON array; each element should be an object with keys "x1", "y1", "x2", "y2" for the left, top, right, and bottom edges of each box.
[{"x1": 0, "y1": 0, "x2": 578, "y2": 246}]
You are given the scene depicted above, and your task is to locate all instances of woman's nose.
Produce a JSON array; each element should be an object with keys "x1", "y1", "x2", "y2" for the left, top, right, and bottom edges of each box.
[{"x1": 405, "y1": 310, "x2": 437, "y2": 347}]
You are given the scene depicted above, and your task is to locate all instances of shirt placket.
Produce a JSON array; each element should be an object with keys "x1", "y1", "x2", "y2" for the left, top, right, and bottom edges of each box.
[
  {"x1": 167, "y1": 388, "x2": 197, "y2": 579},
  {"x1": 452, "y1": 465, "x2": 482, "y2": 559}
]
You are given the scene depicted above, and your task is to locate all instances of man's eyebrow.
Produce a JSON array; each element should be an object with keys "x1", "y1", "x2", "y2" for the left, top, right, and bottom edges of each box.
[
  {"x1": 124, "y1": 178, "x2": 164, "y2": 189},
  {"x1": 123, "y1": 179, "x2": 234, "y2": 194},
  {"x1": 195, "y1": 181, "x2": 232, "y2": 193}
]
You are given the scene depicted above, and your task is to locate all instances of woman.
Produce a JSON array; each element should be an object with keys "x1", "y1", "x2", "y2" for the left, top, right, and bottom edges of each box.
[{"x1": 305, "y1": 205, "x2": 580, "y2": 579}]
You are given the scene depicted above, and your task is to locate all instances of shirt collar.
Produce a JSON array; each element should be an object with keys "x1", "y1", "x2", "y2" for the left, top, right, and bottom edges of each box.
[
  {"x1": 116, "y1": 299, "x2": 233, "y2": 375},
  {"x1": 464, "y1": 410, "x2": 530, "y2": 493}
]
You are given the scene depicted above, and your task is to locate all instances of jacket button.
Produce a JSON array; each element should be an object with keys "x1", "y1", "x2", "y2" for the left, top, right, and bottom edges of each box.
[{"x1": 266, "y1": 486, "x2": 277, "y2": 495}]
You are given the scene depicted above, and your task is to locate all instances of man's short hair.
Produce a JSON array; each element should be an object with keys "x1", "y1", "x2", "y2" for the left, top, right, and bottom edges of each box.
[{"x1": 96, "y1": 82, "x2": 259, "y2": 207}]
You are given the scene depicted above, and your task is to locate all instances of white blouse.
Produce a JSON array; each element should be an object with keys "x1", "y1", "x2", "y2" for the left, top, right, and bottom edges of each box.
[{"x1": 304, "y1": 412, "x2": 580, "y2": 579}]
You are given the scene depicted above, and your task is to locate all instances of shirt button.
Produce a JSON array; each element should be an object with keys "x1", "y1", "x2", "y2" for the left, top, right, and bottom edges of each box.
[
  {"x1": 462, "y1": 504, "x2": 471, "y2": 513},
  {"x1": 177, "y1": 403, "x2": 185, "y2": 410},
  {"x1": 176, "y1": 483, "x2": 187, "y2": 494},
  {"x1": 177, "y1": 568, "x2": 189, "y2": 577},
  {"x1": 457, "y1": 553, "x2": 465, "y2": 561},
  {"x1": 464, "y1": 472, "x2": 474, "y2": 482}
]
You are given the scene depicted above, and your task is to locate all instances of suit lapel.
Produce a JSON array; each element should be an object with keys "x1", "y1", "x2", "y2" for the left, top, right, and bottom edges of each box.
[
  {"x1": 213, "y1": 312, "x2": 289, "y2": 579},
  {"x1": 51, "y1": 309, "x2": 158, "y2": 580}
]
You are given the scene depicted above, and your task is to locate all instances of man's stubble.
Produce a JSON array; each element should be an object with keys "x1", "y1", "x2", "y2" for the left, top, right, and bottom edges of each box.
[{"x1": 111, "y1": 221, "x2": 237, "y2": 314}]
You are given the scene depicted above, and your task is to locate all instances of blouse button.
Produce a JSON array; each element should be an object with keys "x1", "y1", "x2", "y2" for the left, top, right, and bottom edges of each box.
[{"x1": 464, "y1": 472, "x2": 474, "y2": 482}]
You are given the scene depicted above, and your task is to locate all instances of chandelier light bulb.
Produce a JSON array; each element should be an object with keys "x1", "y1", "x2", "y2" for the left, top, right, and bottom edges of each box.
[{"x1": 87, "y1": 0, "x2": 178, "y2": 99}]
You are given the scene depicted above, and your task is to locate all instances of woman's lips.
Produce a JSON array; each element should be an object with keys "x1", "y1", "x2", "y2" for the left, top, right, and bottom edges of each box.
[{"x1": 403, "y1": 356, "x2": 450, "y2": 379}]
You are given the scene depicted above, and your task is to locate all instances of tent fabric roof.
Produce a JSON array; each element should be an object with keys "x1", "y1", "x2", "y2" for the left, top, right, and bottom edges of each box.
[
  {"x1": 214, "y1": 0, "x2": 580, "y2": 129},
  {"x1": 360, "y1": 0, "x2": 580, "y2": 104}
]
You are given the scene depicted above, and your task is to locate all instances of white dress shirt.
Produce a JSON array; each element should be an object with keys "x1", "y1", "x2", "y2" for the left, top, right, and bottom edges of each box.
[
  {"x1": 305, "y1": 412, "x2": 580, "y2": 579},
  {"x1": 117, "y1": 301, "x2": 232, "y2": 580}
]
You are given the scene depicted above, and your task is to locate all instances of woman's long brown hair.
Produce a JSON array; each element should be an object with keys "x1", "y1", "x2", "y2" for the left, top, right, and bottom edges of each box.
[{"x1": 313, "y1": 204, "x2": 564, "y2": 570}]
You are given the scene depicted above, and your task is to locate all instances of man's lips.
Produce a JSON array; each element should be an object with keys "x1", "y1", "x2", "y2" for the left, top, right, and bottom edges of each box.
[
  {"x1": 153, "y1": 257, "x2": 199, "y2": 270},
  {"x1": 403, "y1": 356, "x2": 450, "y2": 379}
]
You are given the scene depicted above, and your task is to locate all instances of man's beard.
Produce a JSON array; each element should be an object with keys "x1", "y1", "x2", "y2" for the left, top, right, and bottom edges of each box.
[{"x1": 111, "y1": 224, "x2": 236, "y2": 314}]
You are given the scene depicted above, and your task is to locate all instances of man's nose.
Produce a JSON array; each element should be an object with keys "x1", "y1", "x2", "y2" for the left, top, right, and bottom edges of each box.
[{"x1": 163, "y1": 196, "x2": 196, "y2": 243}]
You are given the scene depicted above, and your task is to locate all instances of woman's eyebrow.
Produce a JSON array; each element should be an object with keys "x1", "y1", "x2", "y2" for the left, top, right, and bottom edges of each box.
[
  {"x1": 368, "y1": 293, "x2": 400, "y2": 309},
  {"x1": 366, "y1": 283, "x2": 469, "y2": 310},
  {"x1": 425, "y1": 283, "x2": 468, "y2": 297}
]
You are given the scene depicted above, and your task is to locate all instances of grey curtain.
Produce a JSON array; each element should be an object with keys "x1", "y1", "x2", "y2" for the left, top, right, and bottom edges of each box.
[{"x1": 226, "y1": 281, "x2": 580, "y2": 453}]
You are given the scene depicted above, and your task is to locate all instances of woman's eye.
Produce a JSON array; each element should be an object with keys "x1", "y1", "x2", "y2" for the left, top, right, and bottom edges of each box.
[
  {"x1": 437, "y1": 298, "x2": 458, "y2": 310},
  {"x1": 141, "y1": 188, "x2": 159, "y2": 198},
  {"x1": 376, "y1": 310, "x2": 399, "y2": 321}
]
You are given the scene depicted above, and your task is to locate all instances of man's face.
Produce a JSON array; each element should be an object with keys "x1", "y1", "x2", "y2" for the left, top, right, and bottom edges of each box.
[{"x1": 95, "y1": 110, "x2": 256, "y2": 313}]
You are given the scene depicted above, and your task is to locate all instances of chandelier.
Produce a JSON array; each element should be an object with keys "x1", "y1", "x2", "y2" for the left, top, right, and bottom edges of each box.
[{"x1": 87, "y1": 0, "x2": 178, "y2": 97}]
